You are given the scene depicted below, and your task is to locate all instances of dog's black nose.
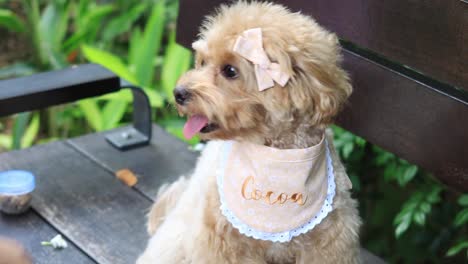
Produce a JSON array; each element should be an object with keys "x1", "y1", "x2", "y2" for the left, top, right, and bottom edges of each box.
[{"x1": 174, "y1": 86, "x2": 191, "y2": 105}]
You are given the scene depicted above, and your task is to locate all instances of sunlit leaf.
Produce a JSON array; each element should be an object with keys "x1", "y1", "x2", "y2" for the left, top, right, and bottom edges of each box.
[
  {"x1": 342, "y1": 142, "x2": 354, "y2": 159},
  {"x1": 82, "y1": 45, "x2": 137, "y2": 84},
  {"x1": 134, "y1": 1, "x2": 165, "y2": 86},
  {"x1": 395, "y1": 217, "x2": 410, "y2": 238},
  {"x1": 96, "y1": 88, "x2": 163, "y2": 108},
  {"x1": 398, "y1": 165, "x2": 418, "y2": 186},
  {"x1": 77, "y1": 99, "x2": 103, "y2": 131},
  {"x1": 143, "y1": 88, "x2": 164, "y2": 108},
  {"x1": 11, "y1": 112, "x2": 31, "y2": 149},
  {"x1": 102, "y1": 100, "x2": 128, "y2": 130},
  {"x1": 0, "y1": 9, "x2": 26, "y2": 32},
  {"x1": 0, "y1": 134, "x2": 12, "y2": 149},
  {"x1": 446, "y1": 240, "x2": 468, "y2": 257},
  {"x1": 21, "y1": 113, "x2": 40, "y2": 148},
  {"x1": 38, "y1": 2, "x2": 71, "y2": 68},
  {"x1": 161, "y1": 31, "x2": 192, "y2": 99},
  {"x1": 128, "y1": 28, "x2": 142, "y2": 69},
  {"x1": 413, "y1": 211, "x2": 425, "y2": 226}
]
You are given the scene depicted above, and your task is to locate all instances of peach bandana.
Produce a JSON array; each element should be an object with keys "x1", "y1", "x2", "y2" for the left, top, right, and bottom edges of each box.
[
  {"x1": 217, "y1": 136, "x2": 336, "y2": 242},
  {"x1": 233, "y1": 28, "x2": 290, "y2": 91}
]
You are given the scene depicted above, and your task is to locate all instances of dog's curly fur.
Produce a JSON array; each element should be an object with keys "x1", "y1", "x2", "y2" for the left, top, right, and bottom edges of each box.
[{"x1": 137, "y1": 2, "x2": 361, "y2": 263}]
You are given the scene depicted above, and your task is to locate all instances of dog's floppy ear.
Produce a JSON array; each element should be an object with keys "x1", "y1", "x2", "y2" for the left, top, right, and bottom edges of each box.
[
  {"x1": 266, "y1": 34, "x2": 352, "y2": 126},
  {"x1": 257, "y1": 40, "x2": 297, "y2": 122}
]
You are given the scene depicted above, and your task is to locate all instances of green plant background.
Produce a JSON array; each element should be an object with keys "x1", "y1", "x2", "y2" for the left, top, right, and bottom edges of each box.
[{"x1": 0, "y1": 1, "x2": 466, "y2": 263}]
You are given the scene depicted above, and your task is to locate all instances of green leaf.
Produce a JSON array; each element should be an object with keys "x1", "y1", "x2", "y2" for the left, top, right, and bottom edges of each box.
[
  {"x1": 101, "y1": 3, "x2": 146, "y2": 43},
  {"x1": 161, "y1": 31, "x2": 192, "y2": 99},
  {"x1": 82, "y1": 45, "x2": 137, "y2": 84},
  {"x1": 398, "y1": 165, "x2": 418, "y2": 186},
  {"x1": 342, "y1": 142, "x2": 354, "y2": 159},
  {"x1": 38, "y1": 2, "x2": 71, "y2": 68},
  {"x1": 446, "y1": 240, "x2": 468, "y2": 257},
  {"x1": 0, "y1": 134, "x2": 12, "y2": 149},
  {"x1": 39, "y1": 2, "x2": 70, "y2": 48},
  {"x1": 81, "y1": 4, "x2": 114, "y2": 30},
  {"x1": 413, "y1": 211, "x2": 426, "y2": 226},
  {"x1": 458, "y1": 194, "x2": 468, "y2": 206},
  {"x1": 383, "y1": 162, "x2": 397, "y2": 182},
  {"x1": 354, "y1": 136, "x2": 366, "y2": 147},
  {"x1": 128, "y1": 28, "x2": 142, "y2": 68},
  {"x1": 395, "y1": 217, "x2": 410, "y2": 238},
  {"x1": 77, "y1": 0, "x2": 91, "y2": 25},
  {"x1": 23, "y1": 0, "x2": 45, "y2": 66},
  {"x1": 134, "y1": 1, "x2": 165, "y2": 86},
  {"x1": 420, "y1": 202, "x2": 431, "y2": 214},
  {"x1": 394, "y1": 209, "x2": 412, "y2": 225},
  {"x1": 143, "y1": 88, "x2": 164, "y2": 108},
  {"x1": 63, "y1": 4, "x2": 115, "y2": 53},
  {"x1": 21, "y1": 113, "x2": 40, "y2": 148},
  {"x1": 426, "y1": 186, "x2": 442, "y2": 203},
  {"x1": 102, "y1": 101, "x2": 128, "y2": 130},
  {"x1": 454, "y1": 208, "x2": 468, "y2": 227},
  {"x1": 0, "y1": 9, "x2": 26, "y2": 32},
  {"x1": 77, "y1": 99, "x2": 103, "y2": 131},
  {"x1": 11, "y1": 112, "x2": 31, "y2": 149},
  {"x1": 373, "y1": 146, "x2": 396, "y2": 166},
  {"x1": 96, "y1": 88, "x2": 163, "y2": 108}
]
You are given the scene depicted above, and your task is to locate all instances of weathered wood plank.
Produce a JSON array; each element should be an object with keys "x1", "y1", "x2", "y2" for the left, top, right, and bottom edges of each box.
[
  {"x1": 0, "y1": 210, "x2": 94, "y2": 264},
  {"x1": 0, "y1": 142, "x2": 152, "y2": 264},
  {"x1": 67, "y1": 125, "x2": 199, "y2": 200},
  {"x1": 337, "y1": 50, "x2": 468, "y2": 192},
  {"x1": 177, "y1": 0, "x2": 468, "y2": 89}
]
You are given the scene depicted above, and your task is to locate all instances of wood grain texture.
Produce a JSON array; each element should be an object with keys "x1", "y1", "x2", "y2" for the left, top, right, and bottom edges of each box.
[
  {"x1": 0, "y1": 142, "x2": 152, "y2": 264},
  {"x1": 67, "y1": 125, "x2": 199, "y2": 199},
  {"x1": 338, "y1": 50, "x2": 468, "y2": 192},
  {"x1": 177, "y1": 0, "x2": 468, "y2": 89},
  {"x1": 0, "y1": 211, "x2": 94, "y2": 264}
]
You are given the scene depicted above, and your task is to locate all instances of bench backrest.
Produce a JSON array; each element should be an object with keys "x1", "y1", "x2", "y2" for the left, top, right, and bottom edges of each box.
[{"x1": 176, "y1": 0, "x2": 468, "y2": 192}]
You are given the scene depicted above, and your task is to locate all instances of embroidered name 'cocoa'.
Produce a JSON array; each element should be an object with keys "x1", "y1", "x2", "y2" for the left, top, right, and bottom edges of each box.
[{"x1": 241, "y1": 176, "x2": 307, "y2": 205}]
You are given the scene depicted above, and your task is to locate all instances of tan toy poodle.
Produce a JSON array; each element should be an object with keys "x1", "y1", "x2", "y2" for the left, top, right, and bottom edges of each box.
[{"x1": 137, "y1": 1, "x2": 361, "y2": 263}]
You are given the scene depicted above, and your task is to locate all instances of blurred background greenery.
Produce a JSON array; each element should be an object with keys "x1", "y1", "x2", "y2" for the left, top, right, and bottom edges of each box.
[{"x1": 0, "y1": 0, "x2": 466, "y2": 263}]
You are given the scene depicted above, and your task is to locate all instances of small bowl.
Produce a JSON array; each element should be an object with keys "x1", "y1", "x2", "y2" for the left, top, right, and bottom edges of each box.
[{"x1": 0, "y1": 170, "x2": 35, "y2": 214}]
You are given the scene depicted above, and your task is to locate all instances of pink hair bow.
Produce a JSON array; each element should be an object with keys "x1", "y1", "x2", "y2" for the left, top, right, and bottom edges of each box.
[{"x1": 233, "y1": 28, "x2": 290, "y2": 91}]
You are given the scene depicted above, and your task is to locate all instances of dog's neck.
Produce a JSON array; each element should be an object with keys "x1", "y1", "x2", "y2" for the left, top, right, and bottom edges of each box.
[{"x1": 264, "y1": 121, "x2": 325, "y2": 149}]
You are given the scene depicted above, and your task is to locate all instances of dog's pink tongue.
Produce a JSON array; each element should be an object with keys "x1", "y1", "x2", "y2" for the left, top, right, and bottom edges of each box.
[{"x1": 183, "y1": 115, "x2": 209, "y2": 139}]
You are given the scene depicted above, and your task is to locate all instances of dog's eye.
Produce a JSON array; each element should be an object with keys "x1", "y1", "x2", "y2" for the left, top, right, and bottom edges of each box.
[
  {"x1": 221, "y1": 65, "x2": 239, "y2": 79},
  {"x1": 200, "y1": 60, "x2": 205, "y2": 67}
]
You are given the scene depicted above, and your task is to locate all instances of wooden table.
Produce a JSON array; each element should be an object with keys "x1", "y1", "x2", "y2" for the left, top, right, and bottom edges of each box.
[{"x1": 0, "y1": 125, "x2": 384, "y2": 264}]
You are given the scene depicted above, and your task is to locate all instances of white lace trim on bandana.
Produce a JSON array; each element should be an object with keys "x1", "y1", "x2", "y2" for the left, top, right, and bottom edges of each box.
[{"x1": 216, "y1": 139, "x2": 336, "y2": 243}]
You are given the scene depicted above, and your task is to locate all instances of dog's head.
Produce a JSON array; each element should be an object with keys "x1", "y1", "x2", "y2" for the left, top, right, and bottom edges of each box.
[{"x1": 175, "y1": 2, "x2": 351, "y2": 143}]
